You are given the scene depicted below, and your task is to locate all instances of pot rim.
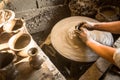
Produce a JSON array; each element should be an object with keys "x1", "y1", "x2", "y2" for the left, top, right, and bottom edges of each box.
[
  {"x1": 8, "y1": 33, "x2": 32, "y2": 51},
  {"x1": 3, "y1": 18, "x2": 26, "y2": 33},
  {"x1": 0, "y1": 9, "x2": 15, "y2": 28}
]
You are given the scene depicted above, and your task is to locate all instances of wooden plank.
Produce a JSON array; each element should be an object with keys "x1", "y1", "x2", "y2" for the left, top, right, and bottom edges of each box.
[
  {"x1": 15, "y1": 59, "x2": 65, "y2": 80},
  {"x1": 101, "y1": 37, "x2": 120, "y2": 80},
  {"x1": 79, "y1": 58, "x2": 111, "y2": 80}
]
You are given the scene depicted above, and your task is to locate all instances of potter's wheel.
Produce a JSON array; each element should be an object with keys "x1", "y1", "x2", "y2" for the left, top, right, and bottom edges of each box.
[{"x1": 51, "y1": 16, "x2": 114, "y2": 62}]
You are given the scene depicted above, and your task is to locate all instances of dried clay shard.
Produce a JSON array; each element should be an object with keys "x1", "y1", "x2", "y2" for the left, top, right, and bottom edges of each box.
[{"x1": 51, "y1": 16, "x2": 114, "y2": 62}]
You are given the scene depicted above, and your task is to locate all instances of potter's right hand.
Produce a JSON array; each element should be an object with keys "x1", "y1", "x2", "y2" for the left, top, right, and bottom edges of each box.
[{"x1": 75, "y1": 27, "x2": 93, "y2": 43}]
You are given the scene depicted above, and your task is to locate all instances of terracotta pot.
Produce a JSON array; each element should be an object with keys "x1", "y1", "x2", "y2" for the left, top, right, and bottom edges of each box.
[
  {"x1": 3, "y1": 18, "x2": 27, "y2": 33},
  {"x1": 0, "y1": 50, "x2": 18, "y2": 80},
  {"x1": 0, "y1": 32, "x2": 16, "y2": 44},
  {"x1": 8, "y1": 32, "x2": 37, "y2": 57},
  {"x1": 28, "y1": 47, "x2": 44, "y2": 69}
]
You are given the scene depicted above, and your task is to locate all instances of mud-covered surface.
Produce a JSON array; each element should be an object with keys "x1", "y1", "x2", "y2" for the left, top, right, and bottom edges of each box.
[
  {"x1": 25, "y1": 5, "x2": 70, "y2": 44},
  {"x1": 69, "y1": 0, "x2": 120, "y2": 19},
  {"x1": 6, "y1": 0, "x2": 37, "y2": 12},
  {"x1": 36, "y1": 0, "x2": 65, "y2": 8},
  {"x1": 98, "y1": 0, "x2": 120, "y2": 6},
  {"x1": 69, "y1": 0, "x2": 99, "y2": 17},
  {"x1": 6, "y1": 0, "x2": 66, "y2": 12},
  {"x1": 26, "y1": 5, "x2": 70, "y2": 34}
]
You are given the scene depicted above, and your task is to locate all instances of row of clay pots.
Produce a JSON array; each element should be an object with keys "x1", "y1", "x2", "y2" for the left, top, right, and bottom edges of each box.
[
  {"x1": 0, "y1": 9, "x2": 44, "y2": 80},
  {"x1": 0, "y1": 9, "x2": 39, "y2": 57},
  {"x1": 0, "y1": 10, "x2": 17, "y2": 80}
]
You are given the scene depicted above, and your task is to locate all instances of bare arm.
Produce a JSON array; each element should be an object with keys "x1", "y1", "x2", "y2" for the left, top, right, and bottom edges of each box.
[
  {"x1": 76, "y1": 27, "x2": 116, "y2": 64},
  {"x1": 94, "y1": 21, "x2": 120, "y2": 34},
  {"x1": 86, "y1": 39, "x2": 116, "y2": 64}
]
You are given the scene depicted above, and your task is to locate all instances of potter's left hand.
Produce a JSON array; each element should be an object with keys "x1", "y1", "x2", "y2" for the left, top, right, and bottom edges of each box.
[
  {"x1": 75, "y1": 27, "x2": 93, "y2": 43},
  {"x1": 75, "y1": 21, "x2": 95, "y2": 30}
]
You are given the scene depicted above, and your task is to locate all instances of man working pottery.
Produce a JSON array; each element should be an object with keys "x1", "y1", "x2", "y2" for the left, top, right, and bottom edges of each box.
[{"x1": 75, "y1": 21, "x2": 120, "y2": 68}]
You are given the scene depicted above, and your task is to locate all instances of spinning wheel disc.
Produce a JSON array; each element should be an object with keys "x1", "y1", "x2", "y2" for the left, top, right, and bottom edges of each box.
[{"x1": 51, "y1": 16, "x2": 113, "y2": 62}]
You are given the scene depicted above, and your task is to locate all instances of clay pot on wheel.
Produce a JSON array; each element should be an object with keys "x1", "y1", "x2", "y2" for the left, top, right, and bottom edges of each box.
[
  {"x1": 95, "y1": 5, "x2": 119, "y2": 22},
  {"x1": 0, "y1": 50, "x2": 18, "y2": 80}
]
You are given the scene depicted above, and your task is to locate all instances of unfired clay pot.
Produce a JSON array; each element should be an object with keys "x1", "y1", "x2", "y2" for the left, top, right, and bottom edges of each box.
[
  {"x1": 8, "y1": 31, "x2": 38, "y2": 57},
  {"x1": 28, "y1": 47, "x2": 44, "y2": 69},
  {"x1": 3, "y1": 18, "x2": 26, "y2": 33}
]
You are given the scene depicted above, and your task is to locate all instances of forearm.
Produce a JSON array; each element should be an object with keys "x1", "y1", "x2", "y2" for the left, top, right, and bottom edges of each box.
[
  {"x1": 94, "y1": 21, "x2": 120, "y2": 34},
  {"x1": 86, "y1": 40, "x2": 116, "y2": 64}
]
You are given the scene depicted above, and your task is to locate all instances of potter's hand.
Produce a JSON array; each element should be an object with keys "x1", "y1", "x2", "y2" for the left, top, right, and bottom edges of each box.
[
  {"x1": 75, "y1": 27, "x2": 93, "y2": 43},
  {"x1": 76, "y1": 21, "x2": 95, "y2": 30}
]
